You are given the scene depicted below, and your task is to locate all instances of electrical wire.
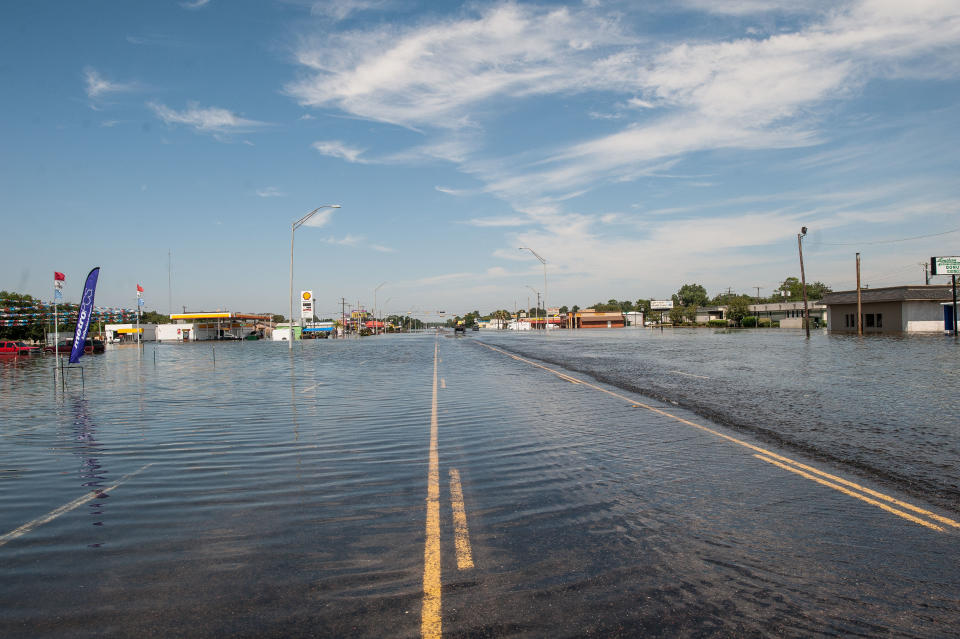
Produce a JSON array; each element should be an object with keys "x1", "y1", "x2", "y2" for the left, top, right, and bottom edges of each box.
[{"x1": 817, "y1": 226, "x2": 960, "y2": 246}]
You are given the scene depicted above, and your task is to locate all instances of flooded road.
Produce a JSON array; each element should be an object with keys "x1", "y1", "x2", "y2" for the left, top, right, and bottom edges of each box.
[{"x1": 1, "y1": 332, "x2": 957, "y2": 637}]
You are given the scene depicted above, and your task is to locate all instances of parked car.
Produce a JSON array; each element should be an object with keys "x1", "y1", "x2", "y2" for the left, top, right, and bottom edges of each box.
[
  {"x1": 0, "y1": 340, "x2": 41, "y2": 355},
  {"x1": 43, "y1": 339, "x2": 105, "y2": 354}
]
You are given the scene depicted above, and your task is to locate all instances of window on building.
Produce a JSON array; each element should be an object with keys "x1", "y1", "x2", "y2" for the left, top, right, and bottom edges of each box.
[
  {"x1": 876, "y1": 313, "x2": 882, "y2": 328},
  {"x1": 865, "y1": 314, "x2": 875, "y2": 328}
]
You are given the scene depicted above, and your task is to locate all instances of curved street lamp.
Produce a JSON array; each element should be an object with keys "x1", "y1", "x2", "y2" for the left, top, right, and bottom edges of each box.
[
  {"x1": 290, "y1": 205, "x2": 341, "y2": 351},
  {"x1": 519, "y1": 247, "x2": 547, "y2": 331}
]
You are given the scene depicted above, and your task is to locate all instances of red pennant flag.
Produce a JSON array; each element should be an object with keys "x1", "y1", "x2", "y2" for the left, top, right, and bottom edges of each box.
[
  {"x1": 54, "y1": 272, "x2": 66, "y2": 281},
  {"x1": 136, "y1": 284, "x2": 144, "y2": 292}
]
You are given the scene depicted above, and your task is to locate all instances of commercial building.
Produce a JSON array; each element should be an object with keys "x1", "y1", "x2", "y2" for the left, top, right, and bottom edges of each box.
[
  {"x1": 159, "y1": 312, "x2": 272, "y2": 342},
  {"x1": 568, "y1": 309, "x2": 625, "y2": 329},
  {"x1": 749, "y1": 301, "x2": 827, "y2": 328},
  {"x1": 820, "y1": 285, "x2": 956, "y2": 333},
  {"x1": 105, "y1": 323, "x2": 158, "y2": 343}
]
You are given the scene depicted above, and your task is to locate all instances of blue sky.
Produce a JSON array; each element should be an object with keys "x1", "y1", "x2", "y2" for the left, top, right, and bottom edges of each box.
[{"x1": 3, "y1": 0, "x2": 960, "y2": 319}]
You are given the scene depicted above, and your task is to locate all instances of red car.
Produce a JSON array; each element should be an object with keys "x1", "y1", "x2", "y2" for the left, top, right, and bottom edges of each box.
[
  {"x1": 0, "y1": 340, "x2": 41, "y2": 355},
  {"x1": 43, "y1": 339, "x2": 105, "y2": 354}
]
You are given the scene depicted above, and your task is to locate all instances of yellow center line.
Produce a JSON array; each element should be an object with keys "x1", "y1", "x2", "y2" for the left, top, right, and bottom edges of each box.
[
  {"x1": 754, "y1": 455, "x2": 944, "y2": 532},
  {"x1": 449, "y1": 468, "x2": 474, "y2": 570},
  {"x1": 422, "y1": 341, "x2": 442, "y2": 639},
  {"x1": 0, "y1": 463, "x2": 154, "y2": 548},
  {"x1": 477, "y1": 342, "x2": 958, "y2": 532},
  {"x1": 441, "y1": 378, "x2": 446, "y2": 389}
]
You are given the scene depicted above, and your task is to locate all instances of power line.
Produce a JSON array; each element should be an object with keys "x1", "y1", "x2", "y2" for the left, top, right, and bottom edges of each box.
[{"x1": 818, "y1": 226, "x2": 960, "y2": 246}]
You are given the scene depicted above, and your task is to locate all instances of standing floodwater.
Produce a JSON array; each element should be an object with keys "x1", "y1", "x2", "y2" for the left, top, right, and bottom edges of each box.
[
  {"x1": 479, "y1": 328, "x2": 960, "y2": 512},
  {"x1": 1, "y1": 334, "x2": 958, "y2": 637}
]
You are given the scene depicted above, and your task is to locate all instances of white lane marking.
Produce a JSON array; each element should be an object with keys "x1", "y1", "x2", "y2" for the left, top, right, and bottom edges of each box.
[
  {"x1": 669, "y1": 370, "x2": 710, "y2": 380},
  {"x1": 0, "y1": 463, "x2": 153, "y2": 548}
]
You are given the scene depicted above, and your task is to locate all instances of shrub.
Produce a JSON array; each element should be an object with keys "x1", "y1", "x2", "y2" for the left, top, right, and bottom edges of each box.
[
  {"x1": 741, "y1": 316, "x2": 758, "y2": 328},
  {"x1": 708, "y1": 319, "x2": 728, "y2": 327},
  {"x1": 758, "y1": 317, "x2": 772, "y2": 327}
]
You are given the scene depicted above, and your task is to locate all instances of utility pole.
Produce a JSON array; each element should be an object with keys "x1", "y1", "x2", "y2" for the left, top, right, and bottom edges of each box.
[
  {"x1": 856, "y1": 252, "x2": 863, "y2": 336},
  {"x1": 754, "y1": 287, "x2": 761, "y2": 301},
  {"x1": 798, "y1": 227, "x2": 810, "y2": 339},
  {"x1": 920, "y1": 262, "x2": 930, "y2": 285}
]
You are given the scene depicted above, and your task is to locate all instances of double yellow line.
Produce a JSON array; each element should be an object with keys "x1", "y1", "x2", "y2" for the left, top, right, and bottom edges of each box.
[
  {"x1": 422, "y1": 342, "x2": 475, "y2": 639},
  {"x1": 477, "y1": 342, "x2": 958, "y2": 534}
]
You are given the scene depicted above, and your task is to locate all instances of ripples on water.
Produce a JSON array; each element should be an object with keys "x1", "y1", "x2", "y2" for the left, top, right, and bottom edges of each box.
[
  {"x1": 480, "y1": 328, "x2": 960, "y2": 513},
  {"x1": 1, "y1": 333, "x2": 958, "y2": 637}
]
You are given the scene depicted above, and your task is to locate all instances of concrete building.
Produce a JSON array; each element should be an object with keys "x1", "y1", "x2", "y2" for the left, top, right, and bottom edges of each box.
[
  {"x1": 105, "y1": 323, "x2": 158, "y2": 343},
  {"x1": 821, "y1": 285, "x2": 956, "y2": 333},
  {"x1": 160, "y1": 312, "x2": 271, "y2": 342},
  {"x1": 624, "y1": 311, "x2": 645, "y2": 327},
  {"x1": 569, "y1": 309, "x2": 625, "y2": 329},
  {"x1": 749, "y1": 301, "x2": 827, "y2": 328}
]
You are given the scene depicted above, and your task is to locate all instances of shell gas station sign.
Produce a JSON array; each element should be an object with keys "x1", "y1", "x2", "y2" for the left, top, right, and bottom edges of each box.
[{"x1": 300, "y1": 290, "x2": 314, "y2": 320}]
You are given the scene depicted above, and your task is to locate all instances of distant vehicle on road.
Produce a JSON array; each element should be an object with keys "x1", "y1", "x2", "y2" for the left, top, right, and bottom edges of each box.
[
  {"x1": 454, "y1": 322, "x2": 466, "y2": 334},
  {"x1": 43, "y1": 339, "x2": 105, "y2": 354},
  {"x1": 0, "y1": 341, "x2": 40, "y2": 355}
]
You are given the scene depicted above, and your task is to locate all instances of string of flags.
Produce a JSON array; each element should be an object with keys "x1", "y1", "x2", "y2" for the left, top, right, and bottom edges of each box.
[{"x1": 0, "y1": 271, "x2": 145, "y2": 327}]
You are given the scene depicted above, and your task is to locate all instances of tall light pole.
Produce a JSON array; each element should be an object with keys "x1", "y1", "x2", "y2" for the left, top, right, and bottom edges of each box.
[
  {"x1": 798, "y1": 226, "x2": 810, "y2": 339},
  {"x1": 519, "y1": 247, "x2": 547, "y2": 331},
  {"x1": 290, "y1": 205, "x2": 340, "y2": 351},
  {"x1": 374, "y1": 281, "x2": 387, "y2": 336}
]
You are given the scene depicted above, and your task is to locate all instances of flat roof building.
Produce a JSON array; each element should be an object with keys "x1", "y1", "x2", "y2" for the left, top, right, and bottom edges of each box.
[{"x1": 820, "y1": 285, "x2": 956, "y2": 333}]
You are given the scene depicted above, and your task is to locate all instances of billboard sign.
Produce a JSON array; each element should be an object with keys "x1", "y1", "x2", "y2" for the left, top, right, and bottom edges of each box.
[
  {"x1": 300, "y1": 290, "x2": 314, "y2": 319},
  {"x1": 931, "y1": 256, "x2": 960, "y2": 275},
  {"x1": 650, "y1": 300, "x2": 674, "y2": 310}
]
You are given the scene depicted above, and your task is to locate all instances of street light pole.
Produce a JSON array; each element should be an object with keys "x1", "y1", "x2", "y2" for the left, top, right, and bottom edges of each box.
[
  {"x1": 526, "y1": 286, "x2": 541, "y2": 331},
  {"x1": 798, "y1": 226, "x2": 810, "y2": 339},
  {"x1": 519, "y1": 247, "x2": 547, "y2": 331},
  {"x1": 290, "y1": 205, "x2": 341, "y2": 351},
  {"x1": 374, "y1": 281, "x2": 387, "y2": 336}
]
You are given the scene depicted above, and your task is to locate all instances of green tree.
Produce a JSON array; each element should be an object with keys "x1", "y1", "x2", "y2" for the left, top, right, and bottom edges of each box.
[
  {"x1": 668, "y1": 306, "x2": 685, "y2": 324},
  {"x1": 271, "y1": 314, "x2": 285, "y2": 324},
  {"x1": 726, "y1": 295, "x2": 752, "y2": 326},
  {"x1": 140, "y1": 310, "x2": 170, "y2": 324},
  {"x1": 675, "y1": 283, "x2": 709, "y2": 308},
  {"x1": 634, "y1": 299, "x2": 651, "y2": 314},
  {"x1": 558, "y1": 305, "x2": 569, "y2": 315},
  {"x1": 684, "y1": 305, "x2": 698, "y2": 323}
]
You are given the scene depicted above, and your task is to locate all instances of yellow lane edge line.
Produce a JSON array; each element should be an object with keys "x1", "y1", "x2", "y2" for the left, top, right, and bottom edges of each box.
[
  {"x1": 422, "y1": 341, "x2": 442, "y2": 639},
  {"x1": 441, "y1": 378, "x2": 446, "y2": 389},
  {"x1": 0, "y1": 463, "x2": 154, "y2": 548},
  {"x1": 449, "y1": 468, "x2": 474, "y2": 570},
  {"x1": 477, "y1": 342, "x2": 960, "y2": 532},
  {"x1": 754, "y1": 455, "x2": 944, "y2": 532}
]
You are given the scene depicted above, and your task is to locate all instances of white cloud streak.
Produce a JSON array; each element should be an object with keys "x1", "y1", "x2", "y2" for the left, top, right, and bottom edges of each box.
[
  {"x1": 312, "y1": 140, "x2": 366, "y2": 162},
  {"x1": 149, "y1": 102, "x2": 268, "y2": 133},
  {"x1": 83, "y1": 67, "x2": 136, "y2": 99}
]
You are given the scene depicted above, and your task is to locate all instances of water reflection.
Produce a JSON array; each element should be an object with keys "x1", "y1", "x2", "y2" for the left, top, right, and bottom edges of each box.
[{"x1": 71, "y1": 398, "x2": 109, "y2": 544}]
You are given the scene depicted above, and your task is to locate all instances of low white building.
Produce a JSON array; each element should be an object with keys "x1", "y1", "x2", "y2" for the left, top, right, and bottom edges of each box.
[
  {"x1": 105, "y1": 323, "x2": 157, "y2": 342},
  {"x1": 159, "y1": 312, "x2": 271, "y2": 342},
  {"x1": 821, "y1": 285, "x2": 956, "y2": 333}
]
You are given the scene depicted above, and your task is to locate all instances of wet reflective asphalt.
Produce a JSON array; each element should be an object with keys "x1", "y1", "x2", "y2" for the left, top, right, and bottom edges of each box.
[{"x1": 0, "y1": 331, "x2": 957, "y2": 637}]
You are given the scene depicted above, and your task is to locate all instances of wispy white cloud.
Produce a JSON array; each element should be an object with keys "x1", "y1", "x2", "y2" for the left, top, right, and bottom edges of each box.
[
  {"x1": 435, "y1": 185, "x2": 473, "y2": 196},
  {"x1": 463, "y1": 216, "x2": 530, "y2": 228},
  {"x1": 148, "y1": 101, "x2": 268, "y2": 133},
  {"x1": 309, "y1": 0, "x2": 391, "y2": 21},
  {"x1": 83, "y1": 67, "x2": 137, "y2": 99},
  {"x1": 299, "y1": 113, "x2": 315, "y2": 120},
  {"x1": 286, "y1": 5, "x2": 634, "y2": 130},
  {"x1": 180, "y1": 0, "x2": 211, "y2": 10},
  {"x1": 312, "y1": 140, "x2": 366, "y2": 163},
  {"x1": 322, "y1": 233, "x2": 395, "y2": 252},
  {"x1": 256, "y1": 187, "x2": 286, "y2": 198}
]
